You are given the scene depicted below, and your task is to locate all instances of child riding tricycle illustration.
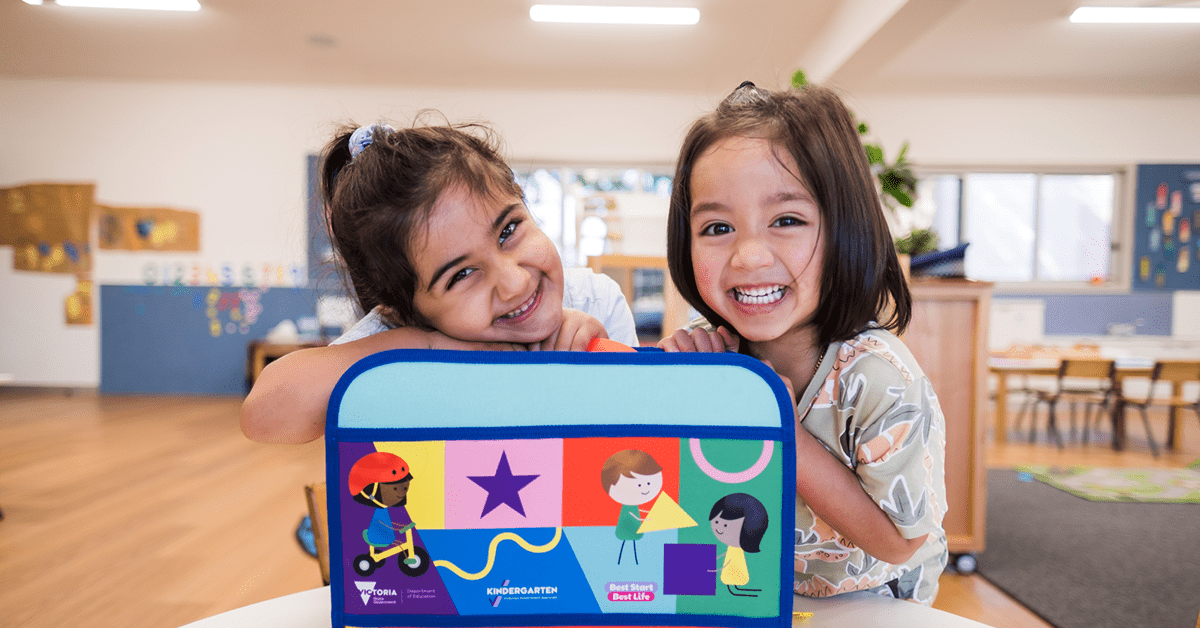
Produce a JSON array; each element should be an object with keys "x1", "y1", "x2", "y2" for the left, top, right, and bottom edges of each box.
[{"x1": 347, "y1": 451, "x2": 431, "y2": 577}]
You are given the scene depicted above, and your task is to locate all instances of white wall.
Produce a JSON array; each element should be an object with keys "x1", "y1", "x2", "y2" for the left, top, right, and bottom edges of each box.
[
  {"x1": 852, "y1": 93, "x2": 1200, "y2": 166},
  {"x1": 2, "y1": 78, "x2": 1199, "y2": 386},
  {"x1": 0, "y1": 79, "x2": 708, "y2": 385}
]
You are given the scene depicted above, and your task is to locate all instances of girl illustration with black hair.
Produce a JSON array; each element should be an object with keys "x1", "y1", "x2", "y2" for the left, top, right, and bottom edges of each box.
[{"x1": 710, "y1": 493, "x2": 769, "y2": 597}]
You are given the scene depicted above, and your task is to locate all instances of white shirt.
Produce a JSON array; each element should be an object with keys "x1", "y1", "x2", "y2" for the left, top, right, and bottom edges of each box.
[{"x1": 332, "y1": 267, "x2": 638, "y2": 347}]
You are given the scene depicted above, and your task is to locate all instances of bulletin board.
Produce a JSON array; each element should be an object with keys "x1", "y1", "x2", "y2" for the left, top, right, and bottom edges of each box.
[
  {"x1": 100, "y1": 284, "x2": 318, "y2": 394},
  {"x1": 1132, "y1": 164, "x2": 1200, "y2": 291}
]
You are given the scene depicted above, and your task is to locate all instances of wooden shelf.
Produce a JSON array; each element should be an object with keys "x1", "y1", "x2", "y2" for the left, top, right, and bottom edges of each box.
[{"x1": 907, "y1": 278, "x2": 992, "y2": 555}]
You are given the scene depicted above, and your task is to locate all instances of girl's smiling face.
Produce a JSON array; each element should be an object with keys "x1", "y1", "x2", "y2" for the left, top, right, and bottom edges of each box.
[
  {"x1": 411, "y1": 185, "x2": 564, "y2": 344},
  {"x1": 379, "y1": 476, "x2": 413, "y2": 507},
  {"x1": 688, "y1": 135, "x2": 824, "y2": 345}
]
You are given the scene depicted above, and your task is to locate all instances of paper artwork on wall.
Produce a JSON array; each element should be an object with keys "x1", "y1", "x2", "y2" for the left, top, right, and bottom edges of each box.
[
  {"x1": 65, "y1": 278, "x2": 93, "y2": 325},
  {"x1": 0, "y1": 183, "x2": 95, "y2": 274},
  {"x1": 141, "y1": 261, "x2": 304, "y2": 288},
  {"x1": 98, "y1": 205, "x2": 200, "y2": 252}
]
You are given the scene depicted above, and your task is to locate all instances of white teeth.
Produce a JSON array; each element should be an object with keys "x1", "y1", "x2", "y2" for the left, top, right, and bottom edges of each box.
[
  {"x1": 733, "y1": 285, "x2": 785, "y2": 305},
  {"x1": 499, "y1": 291, "x2": 536, "y2": 320}
]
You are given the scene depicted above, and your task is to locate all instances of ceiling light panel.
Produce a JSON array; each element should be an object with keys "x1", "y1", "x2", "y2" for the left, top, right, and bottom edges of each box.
[
  {"x1": 53, "y1": 0, "x2": 201, "y2": 10},
  {"x1": 1069, "y1": 6, "x2": 1200, "y2": 24},
  {"x1": 530, "y1": 4, "x2": 699, "y2": 25}
]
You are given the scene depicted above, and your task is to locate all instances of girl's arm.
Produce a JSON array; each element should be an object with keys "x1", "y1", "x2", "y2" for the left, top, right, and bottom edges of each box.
[
  {"x1": 793, "y1": 426, "x2": 928, "y2": 565},
  {"x1": 240, "y1": 326, "x2": 524, "y2": 444},
  {"x1": 770, "y1": 366, "x2": 928, "y2": 566}
]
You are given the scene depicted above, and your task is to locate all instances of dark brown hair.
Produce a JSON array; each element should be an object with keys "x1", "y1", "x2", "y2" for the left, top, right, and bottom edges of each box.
[
  {"x1": 666, "y1": 82, "x2": 910, "y2": 347},
  {"x1": 320, "y1": 117, "x2": 523, "y2": 328}
]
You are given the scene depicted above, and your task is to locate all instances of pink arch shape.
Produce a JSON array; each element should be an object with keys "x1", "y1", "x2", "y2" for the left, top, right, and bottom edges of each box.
[{"x1": 688, "y1": 439, "x2": 774, "y2": 484}]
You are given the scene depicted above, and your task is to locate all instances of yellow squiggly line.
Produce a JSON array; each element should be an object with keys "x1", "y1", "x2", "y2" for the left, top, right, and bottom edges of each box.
[{"x1": 433, "y1": 527, "x2": 562, "y2": 581}]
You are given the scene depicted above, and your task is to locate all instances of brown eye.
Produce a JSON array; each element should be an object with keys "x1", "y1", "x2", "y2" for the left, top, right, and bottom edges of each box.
[
  {"x1": 699, "y1": 222, "x2": 732, "y2": 236},
  {"x1": 499, "y1": 219, "x2": 520, "y2": 244},
  {"x1": 446, "y1": 268, "x2": 475, "y2": 289}
]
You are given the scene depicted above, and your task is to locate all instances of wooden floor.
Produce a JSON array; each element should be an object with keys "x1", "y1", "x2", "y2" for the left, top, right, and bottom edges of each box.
[{"x1": 0, "y1": 388, "x2": 1196, "y2": 628}]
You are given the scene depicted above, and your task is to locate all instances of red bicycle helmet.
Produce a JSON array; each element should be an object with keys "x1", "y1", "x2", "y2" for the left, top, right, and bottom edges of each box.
[{"x1": 347, "y1": 452, "x2": 410, "y2": 495}]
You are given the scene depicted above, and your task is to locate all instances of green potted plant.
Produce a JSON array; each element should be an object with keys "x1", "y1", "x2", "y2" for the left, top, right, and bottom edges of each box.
[{"x1": 894, "y1": 227, "x2": 939, "y2": 256}]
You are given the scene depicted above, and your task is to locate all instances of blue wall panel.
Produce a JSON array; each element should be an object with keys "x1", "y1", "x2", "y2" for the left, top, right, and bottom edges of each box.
[{"x1": 100, "y1": 285, "x2": 319, "y2": 395}]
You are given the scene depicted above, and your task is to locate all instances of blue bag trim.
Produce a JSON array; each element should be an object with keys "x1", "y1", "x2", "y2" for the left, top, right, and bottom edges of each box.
[
  {"x1": 339, "y1": 611, "x2": 789, "y2": 627},
  {"x1": 334, "y1": 423, "x2": 786, "y2": 443},
  {"x1": 325, "y1": 349, "x2": 796, "y2": 628}
]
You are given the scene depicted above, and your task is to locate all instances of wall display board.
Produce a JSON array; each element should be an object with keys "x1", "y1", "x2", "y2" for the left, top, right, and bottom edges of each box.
[
  {"x1": 100, "y1": 284, "x2": 318, "y2": 394},
  {"x1": 1133, "y1": 164, "x2": 1200, "y2": 291},
  {"x1": 97, "y1": 204, "x2": 201, "y2": 251},
  {"x1": 0, "y1": 182, "x2": 94, "y2": 273}
]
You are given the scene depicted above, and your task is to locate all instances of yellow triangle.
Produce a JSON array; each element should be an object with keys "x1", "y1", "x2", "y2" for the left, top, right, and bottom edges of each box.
[{"x1": 637, "y1": 492, "x2": 698, "y2": 534}]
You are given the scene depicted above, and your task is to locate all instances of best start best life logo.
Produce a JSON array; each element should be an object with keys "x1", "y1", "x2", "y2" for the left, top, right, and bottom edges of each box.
[{"x1": 606, "y1": 581, "x2": 656, "y2": 602}]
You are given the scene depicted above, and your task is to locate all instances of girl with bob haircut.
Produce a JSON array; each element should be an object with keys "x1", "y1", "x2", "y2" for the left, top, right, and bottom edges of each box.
[
  {"x1": 709, "y1": 493, "x2": 769, "y2": 597},
  {"x1": 660, "y1": 82, "x2": 947, "y2": 604},
  {"x1": 241, "y1": 117, "x2": 636, "y2": 444}
]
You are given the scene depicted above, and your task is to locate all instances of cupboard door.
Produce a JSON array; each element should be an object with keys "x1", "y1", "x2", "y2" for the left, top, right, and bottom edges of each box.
[{"x1": 907, "y1": 280, "x2": 991, "y2": 554}]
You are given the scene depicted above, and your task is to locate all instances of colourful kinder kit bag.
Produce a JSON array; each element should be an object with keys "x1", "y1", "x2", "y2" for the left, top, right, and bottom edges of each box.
[{"x1": 325, "y1": 346, "x2": 796, "y2": 627}]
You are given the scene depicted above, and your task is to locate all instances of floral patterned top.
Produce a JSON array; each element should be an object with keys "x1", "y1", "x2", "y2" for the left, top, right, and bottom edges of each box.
[{"x1": 791, "y1": 328, "x2": 948, "y2": 605}]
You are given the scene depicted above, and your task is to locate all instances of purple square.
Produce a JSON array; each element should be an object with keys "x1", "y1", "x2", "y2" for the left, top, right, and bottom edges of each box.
[{"x1": 663, "y1": 543, "x2": 716, "y2": 596}]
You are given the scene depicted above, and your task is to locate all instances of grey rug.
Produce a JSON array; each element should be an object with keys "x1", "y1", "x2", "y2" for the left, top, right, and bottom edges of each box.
[{"x1": 977, "y1": 469, "x2": 1199, "y2": 628}]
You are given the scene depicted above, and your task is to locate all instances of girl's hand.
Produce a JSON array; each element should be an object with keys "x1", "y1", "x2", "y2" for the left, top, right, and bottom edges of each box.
[
  {"x1": 760, "y1": 358, "x2": 797, "y2": 403},
  {"x1": 533, "y1": 308, "x2": 606, "y2": 351},
  {"x1": 658, "y1": 325, "x2": 739, "y2": 353}
]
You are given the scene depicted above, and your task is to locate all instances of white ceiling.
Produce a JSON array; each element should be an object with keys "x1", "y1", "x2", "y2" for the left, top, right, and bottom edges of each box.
[{"x1": 2, "y1": 0, "x2": 1199, "y2": 97}]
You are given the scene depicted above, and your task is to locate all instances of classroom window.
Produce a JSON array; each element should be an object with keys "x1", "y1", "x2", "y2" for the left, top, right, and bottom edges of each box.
[
  {"x1": 915, "y1": 170, "x2": 1119, "y2": 285},
  {"x1": 515, "y1": 166, "x2": 673, "y2": 267},
  {"x1": 517, "y1": 164, "x2": 678, "y2": 341}
]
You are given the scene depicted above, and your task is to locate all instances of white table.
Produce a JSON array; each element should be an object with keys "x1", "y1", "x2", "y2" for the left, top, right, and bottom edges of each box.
[{"x1": 179, "y1": 586, "x2": 995, "y2": 627}]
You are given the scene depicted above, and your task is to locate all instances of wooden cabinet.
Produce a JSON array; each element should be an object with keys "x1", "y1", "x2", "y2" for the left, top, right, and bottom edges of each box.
[{"x1": 905, "y1": 279, "x2": 992, "y2": 556}]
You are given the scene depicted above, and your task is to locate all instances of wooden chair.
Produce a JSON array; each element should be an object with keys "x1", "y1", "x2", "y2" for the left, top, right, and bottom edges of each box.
[
  {"x1": 304, "y1": 482, "x2": 330, "y2": 586},
  {"x1": 995, "y1": 345, "x2": 1054, "y2": 438},
  {"x1": 1118, "y1": 360, "x2": 1200, "y2": 456},
  {"x1": 1009, "y1": 374, "x2": 1050, "y2": 439},
  {"x1": 1033, "y1": 358, "x2": 1117, "y2": 449}
]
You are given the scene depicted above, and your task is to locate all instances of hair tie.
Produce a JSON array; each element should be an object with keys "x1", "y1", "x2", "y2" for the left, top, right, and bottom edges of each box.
[
  {"x1": 726, "y1": 81, "x2": 767, "y2": 106},
  {"x1": 349, "y1": 123, "x2": 394, "y2": 160}
]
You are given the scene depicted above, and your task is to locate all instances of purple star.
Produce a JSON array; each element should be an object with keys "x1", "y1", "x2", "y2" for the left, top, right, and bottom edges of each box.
[{"x1": 467, "y1": 451, "x2": 539, "y2": 518}]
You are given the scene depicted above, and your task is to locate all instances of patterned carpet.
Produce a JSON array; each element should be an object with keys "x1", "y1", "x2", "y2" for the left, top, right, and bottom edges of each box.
[{"x1": 1016, "y1": 464, "x2": 1200, "y2": 503}]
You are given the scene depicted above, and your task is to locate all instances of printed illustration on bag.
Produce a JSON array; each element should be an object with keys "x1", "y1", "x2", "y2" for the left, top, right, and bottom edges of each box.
[{"x1": 337, "y1": 437, "x2": 783, "y2": 618}]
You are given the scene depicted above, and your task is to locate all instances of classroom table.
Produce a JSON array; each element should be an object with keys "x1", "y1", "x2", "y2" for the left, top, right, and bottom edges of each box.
[
  {"x1": 988, "y1": 357, "x2": 1155, "y2": 450},
  {"x1": 176, "y1": 586, "x2": 995, "y2": 628}
]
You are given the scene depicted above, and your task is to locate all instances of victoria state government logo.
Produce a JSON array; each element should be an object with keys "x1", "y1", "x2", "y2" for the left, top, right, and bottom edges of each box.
[{"x1": 355, "y1": 581, "x2": 399, "y2": 605}]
